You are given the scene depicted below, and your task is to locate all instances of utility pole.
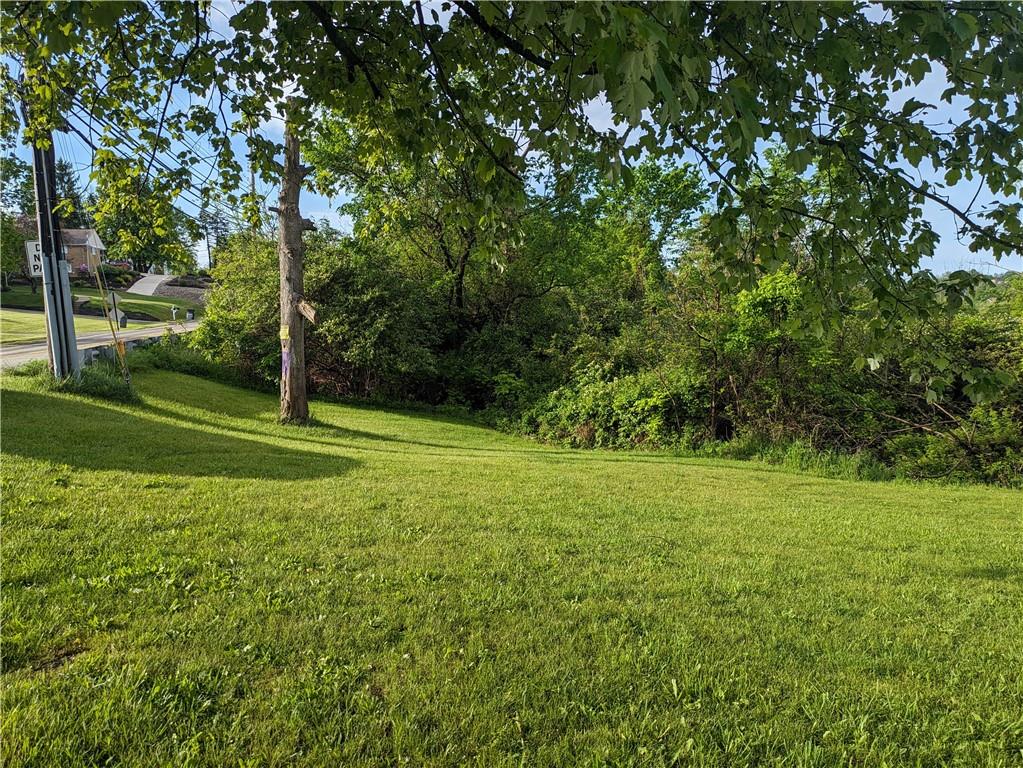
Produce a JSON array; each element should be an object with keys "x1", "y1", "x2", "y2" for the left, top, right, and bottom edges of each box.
[
  {"x1": 247, "y1": 126, "x2": 257, "y2": 203},
  {"x1": 246, "y1": 123, "x2": 258, "y2": 233},
  {"x1": 20, "y1": 99, "x2": 79, "y2": 378},
  {"x1": 275, "y1": 105, "x2": 317, "y2": 423}
]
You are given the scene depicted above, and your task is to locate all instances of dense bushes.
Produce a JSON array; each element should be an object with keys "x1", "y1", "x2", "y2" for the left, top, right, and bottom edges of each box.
[
  {"x1": 192, "y1": 229, "x2": 441, "y2": 400},
  {"x1": 189, "y1": 155, "x2": 1022, "y2": 486},
  {"x1": 523, "y1": 364, "x2": 708, "y2": 449},
  {"x1": 520, "y1": 269, "x2": 1022, "y2": 486},
  {"x1": 885, "y1": 407, "x2": 1023, "y2": 487},
  {"x1": 130, "y1": 334, "x2": 263, "y2": 391},
  {"x1": 70, "y1": 264, "x2": 140, "y2": 289}
]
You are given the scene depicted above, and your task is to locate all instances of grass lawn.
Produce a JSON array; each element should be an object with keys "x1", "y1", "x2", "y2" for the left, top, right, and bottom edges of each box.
[
  {"x1": 1, "y1": 284, "x2": 203, "y2": 322},
  {"x1": 2, "y1": 369, "x2": 1021, "y2": 766},
  {"x1": 0, "y1": 307, "x2": 160, "y2": 345}
]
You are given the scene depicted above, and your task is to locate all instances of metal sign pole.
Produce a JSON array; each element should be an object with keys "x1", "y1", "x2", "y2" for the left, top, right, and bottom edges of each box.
[{"x1": 23, "y1": 110, "x2": 80, "y2": 378}]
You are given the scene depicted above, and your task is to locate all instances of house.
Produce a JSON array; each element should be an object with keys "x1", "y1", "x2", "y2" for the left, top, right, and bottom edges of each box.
[{"x1": 61, "y1": 228, "x2": 107, "y2": 270}]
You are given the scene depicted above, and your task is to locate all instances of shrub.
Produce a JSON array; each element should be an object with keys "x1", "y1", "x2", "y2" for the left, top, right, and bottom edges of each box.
[
  {"x1": 886, "y1": 406, "x2": 1023, "y2": 487},
  {"x1": 523, "y1": 364, "x2": 708, "y2": 449},
  {"x1": 129, "y1": 334, "x2": 263, "y2": 391}
]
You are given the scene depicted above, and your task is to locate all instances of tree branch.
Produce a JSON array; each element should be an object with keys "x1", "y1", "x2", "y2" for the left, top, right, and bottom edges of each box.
[
  {"x1": 413, "y1": 2, "x2": 522, "y2": 182},
  {"x1": 452, "y1": 1, "x2": 553, "y2": 70},
  {"x1": 303, "y1": 0, "x2": 383, "y2": 99},
  {"x1": 816, "y1": 136, "x2": 1023, "y2": 254}
]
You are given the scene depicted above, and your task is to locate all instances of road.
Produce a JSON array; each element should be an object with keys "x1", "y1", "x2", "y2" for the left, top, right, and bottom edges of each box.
[{"x1": 0, "y1": 320, "x2": 200, "y2": 368}]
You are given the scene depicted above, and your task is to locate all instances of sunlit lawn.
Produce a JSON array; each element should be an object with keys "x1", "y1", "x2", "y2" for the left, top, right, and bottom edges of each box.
[
  {"x1": 1, "y1": 368, "x2": 1021, "y2": 766},
  {"x1": 0, "y1": 307, "x2": 158, "y2": 345},
  {"x1": 1, "y1": 285, "x2": 203, "y2": 323}
]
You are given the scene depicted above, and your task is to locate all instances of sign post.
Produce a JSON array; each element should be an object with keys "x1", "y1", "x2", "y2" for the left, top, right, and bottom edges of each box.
[
  {"x1": 24, "y1": 240, "x2": 43, "y2": 279},
  {"x1": 107, "y1": 291, "x2": 127, "y2": 328},
  {"x1": 21, "y1": 102, "x2": 80, "y2": 378}
]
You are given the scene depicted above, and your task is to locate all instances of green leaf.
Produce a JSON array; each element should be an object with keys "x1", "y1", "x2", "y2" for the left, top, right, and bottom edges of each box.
[{"x1": 476, "y1": 155, "x2": 496, "y2": 183}]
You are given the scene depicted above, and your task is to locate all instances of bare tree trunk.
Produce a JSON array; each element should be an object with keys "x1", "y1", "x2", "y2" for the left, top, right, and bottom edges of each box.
[{"x1": 278, "y1": 111, "x2": 309, "y2": 423}]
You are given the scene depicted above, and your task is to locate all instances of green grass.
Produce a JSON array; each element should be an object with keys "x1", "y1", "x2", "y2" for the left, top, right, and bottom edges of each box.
[
  {"x1": 2, "y1": 369, "x2": 1021, "y2": 767},
  {"x1": 1, "y1": 284, "x2": 203, "y2": 322},
  {"x1": 0, "y1": 307, "x2": 159, "y2": 345}
]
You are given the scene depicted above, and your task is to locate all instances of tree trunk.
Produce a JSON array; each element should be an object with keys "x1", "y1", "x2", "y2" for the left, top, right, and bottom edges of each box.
[
  {"x1": 278, "y1": 111, "x2": 309, "y2": 424},
  {"x1": 454, "y1": 250, "x2": 468, "y2": 310}
]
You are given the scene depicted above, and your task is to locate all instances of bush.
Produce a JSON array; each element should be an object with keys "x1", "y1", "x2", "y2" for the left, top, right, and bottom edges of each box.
[
  {"x1": 69, "y1": 264, "x2": 139, "y2": 289},
  {"x1": 129, "y1": 334, "x2": 264, "y2": 391},
  {"x1": 886, "y1": 407, "x2": 1023, "y2": 487},
  {"x1": 192, "y1": 230, "x2": 440, "y2": 399},
  {"x1": 523, "y1": 364, "x2": 709, "y2": 449}
]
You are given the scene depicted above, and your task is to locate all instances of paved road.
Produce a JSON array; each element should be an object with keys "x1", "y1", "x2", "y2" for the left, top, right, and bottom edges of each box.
[
  {"x1": 126, "y1": 274, "x2": 176, "y2": 296},
  {"x1": 0, "y1": 320, "x2": 200, "y2": 369}
]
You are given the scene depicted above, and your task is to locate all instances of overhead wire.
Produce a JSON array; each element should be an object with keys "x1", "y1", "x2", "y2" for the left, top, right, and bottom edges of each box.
[
  {"x1": 63, "y1": 103, "x2": 238, "y2": 225},
  {"x1": 61, "y1": 110, "x2": 212, "y2": 230},
  {"x1": 64, "y1": 85, "x2": 244, "y2": 218}
]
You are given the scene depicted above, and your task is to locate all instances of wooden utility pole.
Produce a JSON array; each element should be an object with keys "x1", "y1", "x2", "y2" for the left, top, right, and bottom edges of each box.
[
  {"x1": 246, "y1": 123, "x2": 258, "y2": 232},
  {"x1": 276, "y1": 108, "x2": 315, "y2": 423}
]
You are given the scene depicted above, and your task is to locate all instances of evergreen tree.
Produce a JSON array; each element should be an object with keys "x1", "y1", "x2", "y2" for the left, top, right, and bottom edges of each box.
[{"x1": 53, "y1": 159, "x2": 93, "y2": 229}]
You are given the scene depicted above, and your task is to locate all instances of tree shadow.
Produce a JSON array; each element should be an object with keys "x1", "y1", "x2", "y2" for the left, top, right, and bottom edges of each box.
[
  {"x1": 140, "y1": 401, "x2": 404, "y2": 450},
  {"x1": 960, "y1": 564, "x2": 1023, "y2": 583},
  {"x1": 1, "y1": 390, "x2": 358, "y2": 481},
  {"x1": 140, "y1": 390, "x2": 713, "y2": 465},
  {"x1": 137, "y1": 371, "x2": 278, "y2": 421},
  {"x1": 131, "y1": 372, "x2": 806, "y2": 472},
  {"x1": 141, "y1": 371, "x2": 509, "y2": 442}
]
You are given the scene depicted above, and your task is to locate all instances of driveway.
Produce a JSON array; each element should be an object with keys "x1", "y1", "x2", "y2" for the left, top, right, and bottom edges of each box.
[
  {"x1": 0, "y1": 320, "x2": 200, "y2": 368},
  {"x1": 126, "y1": 274, "x2": 176, "y2": 296}
]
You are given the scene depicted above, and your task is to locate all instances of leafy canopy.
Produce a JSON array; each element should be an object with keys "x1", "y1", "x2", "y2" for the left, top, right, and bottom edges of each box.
[{"x1": 3, "y1": 1, "x2": 1021, "y2": 366}]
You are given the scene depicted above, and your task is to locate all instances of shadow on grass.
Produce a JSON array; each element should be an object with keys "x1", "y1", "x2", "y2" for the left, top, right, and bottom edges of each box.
[
  {"x1": 140, "y1": 369, "x2": 494, "y2": 435},
  {"x1": 1, "y1": 389, "x2": 359, "y2": 481},
  {"x1": 129, "y1": 371, "x2": 858, "y2": 476},
  {"x1": 138, "y1": 387, "x2": 755, "y2": 469},
  {"x1": 141, "y1": 401, "x2": 404, "y2": 448},
  {"x1": 961, "y1": 564, "x2": 1023, "y2": 583},
  {"x1": 133, "y1": 371, "x2": 276, "y2": 420}
]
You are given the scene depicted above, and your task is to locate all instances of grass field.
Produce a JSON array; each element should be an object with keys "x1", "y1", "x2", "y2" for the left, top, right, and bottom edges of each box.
[
  {"x1": 0, "y1": 307, "x2": 160, "y2": 345},
  {"x1": 1, "y1": 285, "x2": 203, "y2": 322},
  {"x1": 2, "y1": 369, "x2": 1021, "y2": 766}
]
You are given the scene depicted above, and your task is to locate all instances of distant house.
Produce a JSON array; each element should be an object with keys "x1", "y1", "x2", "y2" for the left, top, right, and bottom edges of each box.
[{"x1": 61, "y1": 228, "x2": 107, "y2": 270}]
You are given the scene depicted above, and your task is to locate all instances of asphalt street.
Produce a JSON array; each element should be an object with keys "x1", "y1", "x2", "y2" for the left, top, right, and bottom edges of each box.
[{"x1": 0, "y1": 320, "x2": 200, "y2": 368}]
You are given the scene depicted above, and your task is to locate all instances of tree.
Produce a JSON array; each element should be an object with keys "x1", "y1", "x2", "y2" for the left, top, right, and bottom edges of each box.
[
  {"x1": 91, "y1": 166, "x2": 197, "y2": 274},
  {"x1": 0, "y1": 154, "x2": 34, "y2": 217},
  {"x1": 276, "y1": 110, "x2": 314, "y2": 423},
  {"x1": 309, "y1": 115, "x2": 512, "y2": 317},
  {"x1": 198, "y1": 204, "x2": 232, "y2": 269},
  {"x1": 0, "y1": 211, "x2": 26, "y2": 289},
  {"x1": 5, "y1": 2, "x2": 1021, "y2": 409},
  {"x1": 2, "y1": 155, "x2": 38, "y2": 292},
  {"x1": 53, "y1": 158, "x2": 92, "y2": 228}
]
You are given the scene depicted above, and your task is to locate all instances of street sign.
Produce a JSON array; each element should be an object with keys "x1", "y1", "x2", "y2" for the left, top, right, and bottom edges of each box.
[
  {"x1": 24, "y1": 240, "x2": 43, "y2": 278},
  {"x1": 106, "y1": 291, "x2": 127, "y2": 326}
]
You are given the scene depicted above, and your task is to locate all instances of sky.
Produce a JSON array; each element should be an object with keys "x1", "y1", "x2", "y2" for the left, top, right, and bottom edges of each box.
[{"x1": 8, "y1": 8, "x2": 1020, "y2": 277}]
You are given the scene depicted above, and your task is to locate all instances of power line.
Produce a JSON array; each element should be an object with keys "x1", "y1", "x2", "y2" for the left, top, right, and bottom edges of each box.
[
  {"x1": 9, "y1": 3, "x2": 251, "y2": 243},
  {"x1": 62, "y1": 104, "x2": 244, "y2": 229},
  {"x1": 60, "y1": 111, "x2": 245, "y2": 254},
  {"x1": 64, "y1": 101, "x2": 230, "y2": 217}
]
